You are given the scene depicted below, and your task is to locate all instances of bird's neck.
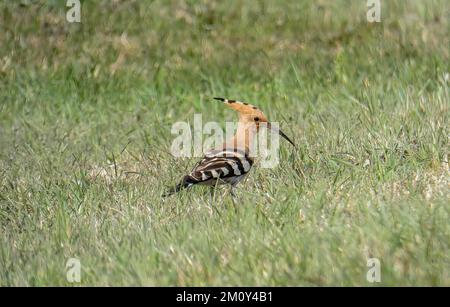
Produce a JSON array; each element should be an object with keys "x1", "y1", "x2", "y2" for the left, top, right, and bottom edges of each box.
[{"x1": 225, "y1": 122, "x2": 257, "y2": 153}]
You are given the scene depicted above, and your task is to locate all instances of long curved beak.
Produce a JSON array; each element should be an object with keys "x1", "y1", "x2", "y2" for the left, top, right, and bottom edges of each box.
[{"x1": 265, "y1": 122, "x2": 296, "y2": 147}]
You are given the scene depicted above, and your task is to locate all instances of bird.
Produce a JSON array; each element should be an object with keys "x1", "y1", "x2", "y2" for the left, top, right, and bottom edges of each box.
[{"x1": 163, "y1": 97, "x2": 295, "y2": 197}]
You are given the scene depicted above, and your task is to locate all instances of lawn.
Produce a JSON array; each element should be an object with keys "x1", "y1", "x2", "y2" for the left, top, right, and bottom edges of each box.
[{"x1": 0, "y1": 0, "x2": 449, "y2": 286}]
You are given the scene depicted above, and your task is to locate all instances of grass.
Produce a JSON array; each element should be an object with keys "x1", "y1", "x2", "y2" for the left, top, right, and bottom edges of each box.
[{"x1": 0, "y1": 0, "x2": 449, "y2": 286}]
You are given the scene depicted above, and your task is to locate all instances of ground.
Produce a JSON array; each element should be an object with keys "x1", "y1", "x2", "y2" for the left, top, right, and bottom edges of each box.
[{"x1": 0, "y1": 0, "x2": 449, "y2": 286}]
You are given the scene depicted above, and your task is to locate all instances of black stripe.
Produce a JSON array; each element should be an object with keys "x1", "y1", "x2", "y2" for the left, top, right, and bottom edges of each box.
[
  {"x1": 183, "y1": 174, "x2": 201, "y2": 185},
  {"x1": 213, "y1": 97, "x2": 236, "y2": 103},
  {"x1": 205, "y1": 171, "x2": 213, "y2": 179},
  {"x1": 223, "y1": 163, "x2": 235, "y2": 176},
  {"x1": 246, "y1": 154, "x2": 254, "y2": 166},
  {"x1": 227, "y1": 157, "x2": 247, "y2": 174}
]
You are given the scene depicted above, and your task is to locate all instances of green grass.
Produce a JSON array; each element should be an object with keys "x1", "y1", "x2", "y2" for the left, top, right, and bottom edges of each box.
[{"x1": 0, "y1": 0, "x2": 449, "y2": 286}]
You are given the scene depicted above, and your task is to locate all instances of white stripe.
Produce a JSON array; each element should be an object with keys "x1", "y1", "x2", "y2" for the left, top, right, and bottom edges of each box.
[
  {"x1": 241, "y1": 159, "x2": 251, "y2": 172},
  {"x1": 201, "y1": 172, "x2": 208, "y2": 181},
  {"x1": 230, "y1": 162, "x2": 241, "y2": 176},
  {"x1": 210, "y1": 170, "x2": 219, "y2": 178},
  {"x1": 221, "y1": 167, "x2": 229, "y2": 176},
  {"x1": 201, "y1": 158, "x2": 222, "y2": 169}
]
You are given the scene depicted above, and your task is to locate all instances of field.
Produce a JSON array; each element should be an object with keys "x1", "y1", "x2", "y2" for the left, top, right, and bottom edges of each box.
[{"x1": 0, "y1": 0, "x2": 449, "y2": 286}]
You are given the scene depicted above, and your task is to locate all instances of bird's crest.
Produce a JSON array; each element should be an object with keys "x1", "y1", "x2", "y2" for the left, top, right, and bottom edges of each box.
[{"x1": 213, "y1": 97, "x2": 262, "y2": 116}]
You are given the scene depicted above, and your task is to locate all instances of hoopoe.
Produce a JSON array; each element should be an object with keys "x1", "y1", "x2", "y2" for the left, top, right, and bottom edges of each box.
[{"x1": 163, "y1": 97, "x2": 295, "y2": 197}]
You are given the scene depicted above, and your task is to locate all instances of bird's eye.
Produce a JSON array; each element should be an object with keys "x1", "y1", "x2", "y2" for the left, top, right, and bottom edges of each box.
[{"x1": 254, "y1": 117, "x2": 260, "y2": 122}]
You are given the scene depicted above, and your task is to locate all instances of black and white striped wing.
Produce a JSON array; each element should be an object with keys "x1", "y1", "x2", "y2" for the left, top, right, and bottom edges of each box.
[
  {"x1": 164, "y1": 149, "x2": 254, "y2": 196},
  {"x1": 185, "y1": 153, "x2": 253, "y2": 186}
]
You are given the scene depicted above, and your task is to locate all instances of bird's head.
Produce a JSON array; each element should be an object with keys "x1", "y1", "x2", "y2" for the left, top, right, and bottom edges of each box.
[{"x1": 214, "y1": 97, "x2": 295, "y2": 147}]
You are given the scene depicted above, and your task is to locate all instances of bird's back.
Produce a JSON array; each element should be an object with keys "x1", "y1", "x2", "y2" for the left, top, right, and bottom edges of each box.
[{"x1": 189, "y1": 145, "x2": 254, "y2": 186}]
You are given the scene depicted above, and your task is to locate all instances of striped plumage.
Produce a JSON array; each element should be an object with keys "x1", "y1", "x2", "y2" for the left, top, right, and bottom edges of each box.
[
  {"x1": 165, "y1": 148, "x2": 253, "y2": 196},
  {"x1": 164, "y1": 97, "x2": 295, "y2": 197}
]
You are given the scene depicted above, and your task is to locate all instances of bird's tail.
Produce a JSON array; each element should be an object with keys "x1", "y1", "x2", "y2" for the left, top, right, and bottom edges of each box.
[{"x1": 162, "y1": 176, "x2": 194, "y2": 197}]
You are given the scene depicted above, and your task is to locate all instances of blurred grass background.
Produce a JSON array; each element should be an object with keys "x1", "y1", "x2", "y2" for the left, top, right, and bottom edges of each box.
[{"x1": 0, "y1": 0, "x2": 449, "y2": 285}]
